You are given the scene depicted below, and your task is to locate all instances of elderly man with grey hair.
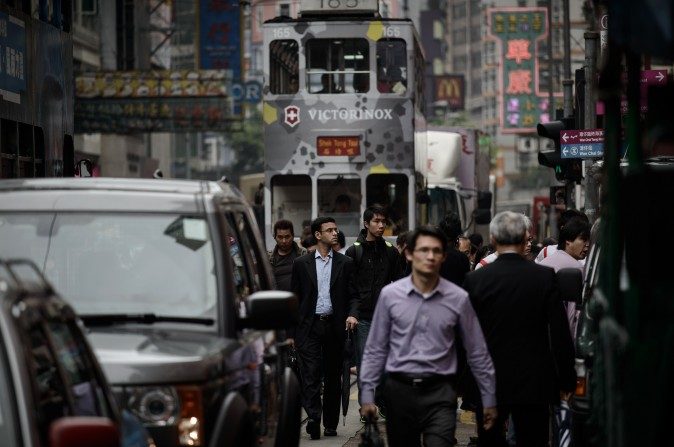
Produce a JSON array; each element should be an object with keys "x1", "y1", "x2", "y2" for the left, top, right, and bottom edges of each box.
[
  {"x1": 474, "y1": 213, "x2": 534, "y2": 269},
  {"x1": 462, "y1": 211, "x2": 575, "y2": 447}
]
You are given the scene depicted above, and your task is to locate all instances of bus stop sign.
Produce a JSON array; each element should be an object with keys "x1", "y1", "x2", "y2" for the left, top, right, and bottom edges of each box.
[{"x1": 561, "y1": 129, "x2": 604, "y2": 159}]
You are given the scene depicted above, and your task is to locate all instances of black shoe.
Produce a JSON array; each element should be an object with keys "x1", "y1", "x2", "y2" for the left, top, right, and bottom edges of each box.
[
  {"x1": 306, "y1": 419, "x2": 320, "y2": 440},
  {"x1": 324, "y1": 428, "x2": 337, "y2": 436}
]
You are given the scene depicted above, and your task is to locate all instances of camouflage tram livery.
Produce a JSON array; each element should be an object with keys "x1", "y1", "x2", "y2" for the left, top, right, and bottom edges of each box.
[{"x1": 262, "y1": 7, "x2": 426, "y2": 247}]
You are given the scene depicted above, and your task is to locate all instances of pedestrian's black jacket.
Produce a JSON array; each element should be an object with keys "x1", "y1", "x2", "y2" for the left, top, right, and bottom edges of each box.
[
  {"x1": 344, "y1": 229, "x2": 401, "y2": 321},
  {"x1": 268, "y1": 242, "x2": 306, "y2": 291}
]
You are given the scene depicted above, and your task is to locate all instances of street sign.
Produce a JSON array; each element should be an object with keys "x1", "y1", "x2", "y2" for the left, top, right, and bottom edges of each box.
[
  {"x1": 620, "y1": 69, "x2": 668, "y2": 113},
  {"x1": 561, "y1": 129, "x2": 604, "y2": 159}
]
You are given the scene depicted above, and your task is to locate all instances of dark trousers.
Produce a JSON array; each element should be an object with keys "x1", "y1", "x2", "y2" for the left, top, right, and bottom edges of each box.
[
  {"x1": 355, "y1": 319, "x2": 385, "y2": 409},
  {"x1": 476, "y1": 404, "x2": 549, "y2": 447},
  {"x1": 383, "y1": 376, "x2": 457, "y2": 447},
  {"x1": 297, "y1": 318, "x2": 342, "y2": 429}
]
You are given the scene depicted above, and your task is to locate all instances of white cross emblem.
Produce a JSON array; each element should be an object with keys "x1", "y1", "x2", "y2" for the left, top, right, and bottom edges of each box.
[{"x1": 284, "y1": 105, "x2": 300, "y2": 127}]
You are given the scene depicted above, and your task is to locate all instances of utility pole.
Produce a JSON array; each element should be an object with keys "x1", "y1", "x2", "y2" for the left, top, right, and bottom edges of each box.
[
  {"x1": 563, "y1": 79, "x2": 575, "y2": 208},
  {"x1": 563, "y1": 0, "x2": 571, "y2": 80},
  {"x1": 584, "y1": 32, "x2": 600, "y2": 224},
  {"x1": 547, "y1": 0, "x2": 554, "y2": 112}
]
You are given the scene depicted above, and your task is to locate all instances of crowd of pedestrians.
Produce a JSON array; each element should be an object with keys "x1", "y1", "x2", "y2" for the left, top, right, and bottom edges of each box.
[{"x1": 268, "y1": 207, "x2": 590, "y2": 446}]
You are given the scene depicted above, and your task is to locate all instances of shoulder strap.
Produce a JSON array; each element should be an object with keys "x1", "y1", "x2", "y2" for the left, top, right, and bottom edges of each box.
[
  {"x1": 352, "y1": 241, "x2": 364, "y2": 267},
  {"x1": 384, "y1": 241, "x2": 398, "y2": 266}
]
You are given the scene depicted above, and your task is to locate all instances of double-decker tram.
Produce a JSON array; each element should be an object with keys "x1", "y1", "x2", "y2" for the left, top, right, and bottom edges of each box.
[
  {"x1": 262, "y1": 0, "x2": 426, "y2": 246},
  {"x1": 0, "y1": 1, "x2": 74, "y2": 179}
]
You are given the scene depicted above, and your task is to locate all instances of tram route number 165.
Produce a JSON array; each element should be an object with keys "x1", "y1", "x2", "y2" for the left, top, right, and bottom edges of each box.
[{"x1": 319, "y1": 0, "x2": 362, "y2": 8}]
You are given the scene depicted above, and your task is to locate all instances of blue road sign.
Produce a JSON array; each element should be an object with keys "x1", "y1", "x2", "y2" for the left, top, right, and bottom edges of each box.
[
  {"x1": 561, "y1": 142, "x2": 604, "y2": 158},
  {"x1": 560, "y1": 129, "x2": 604, "y2": 159}
]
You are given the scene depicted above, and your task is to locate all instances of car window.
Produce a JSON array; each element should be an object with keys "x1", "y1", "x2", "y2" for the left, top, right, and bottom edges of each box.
[
  {"x1": 0, "y1": 213, "x2": 218, "y2": 324},
  {"x1": 24, "y1": 323, "x2": 71, "y2": 444},
  {"x1": 47, "y1": 321, "x2": 110, "y2": 418},
  {"x1": 223, "y1": 212, "x2": 254, "y2": 318},
  {"x1": 236, "y1": 212, "x2": 268, "y2": 290}
]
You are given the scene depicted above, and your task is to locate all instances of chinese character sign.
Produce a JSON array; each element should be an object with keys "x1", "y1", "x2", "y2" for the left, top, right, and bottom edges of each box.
[
  {"x1": 199, "y1": 0, "x2": 241, "y2": 80},
  {"x1": 488, "y1": 8, "x2": 547, "y2": 133}
]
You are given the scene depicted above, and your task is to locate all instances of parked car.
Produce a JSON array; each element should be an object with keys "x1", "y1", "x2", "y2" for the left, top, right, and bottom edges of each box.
[
  {"x1": 0, "y1": 178, "x2": 301, "y2": 447},
  {"x1": 0, "y1": 258, "x2": 152, "y2": 447}
]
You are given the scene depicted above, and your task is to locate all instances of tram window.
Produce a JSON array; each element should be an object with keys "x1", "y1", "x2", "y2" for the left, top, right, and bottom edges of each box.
[
  {"x1": 269, "y1": 40, "x2": 299, "y2": 94},
  {"x1": 306, "y1": 39, "x2": 369, "y2": 94},
  {"x1": 366, "y1": 174, "x2": 408, "y2": 235},
  {"x1": 376, "y1": 39, "x2": 407, "y2": 94},
  {"x1": 317, "y1": 175, "x2": 361, "y2": 238},
  {"x1": 271, "y1": 175, "x2": 311, "y2": 239}
]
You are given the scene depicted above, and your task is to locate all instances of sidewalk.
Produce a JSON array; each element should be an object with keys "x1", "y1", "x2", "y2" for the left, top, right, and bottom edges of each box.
[{"x1": 299, "y1": 383, "x2": 478, "y2": 447}]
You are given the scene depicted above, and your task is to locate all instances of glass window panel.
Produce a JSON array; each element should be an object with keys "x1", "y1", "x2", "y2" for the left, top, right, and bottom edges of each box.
[
  {"x1": 366, "y1": 174, "x2": 408, "y2": 235},
  {"x1": 376, "y1": 39, "x2": 407, "y2": 94},
  {"x1": 271, "y1": 175, "x2": 311, "y2": 239},
  {"x1": 306, "y1": 39, "x2": 369, "y2": 94},
  {"x1": 317, "y1": 175, "x2": 361, "y2": 238},
  {"x1": 269, "y1": 40, "x2": 299, "y2": 94}
]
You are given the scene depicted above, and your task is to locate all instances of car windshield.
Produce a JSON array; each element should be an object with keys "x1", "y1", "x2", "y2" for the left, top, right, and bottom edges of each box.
[{"x1": 0, "y1": 213, "x2": 218, "y2": 324}]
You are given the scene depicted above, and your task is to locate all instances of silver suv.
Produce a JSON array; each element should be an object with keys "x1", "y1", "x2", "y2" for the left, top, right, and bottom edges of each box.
[{"x1": 0, "y1": 178, "x2": 301, "y2": 447}]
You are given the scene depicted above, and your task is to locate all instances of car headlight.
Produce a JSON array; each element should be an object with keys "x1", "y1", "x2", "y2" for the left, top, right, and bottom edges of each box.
[
  {"x1": 123, "y1": 385, "x2": 204, "y2": 446},
  {"x1": 127, "y1": 387, "x2": 179, "y2": 426}
]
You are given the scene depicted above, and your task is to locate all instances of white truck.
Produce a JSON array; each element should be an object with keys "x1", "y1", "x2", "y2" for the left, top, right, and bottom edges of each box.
[{"x1": 420, "y1": 127, "x2": 493, "y2": 235}]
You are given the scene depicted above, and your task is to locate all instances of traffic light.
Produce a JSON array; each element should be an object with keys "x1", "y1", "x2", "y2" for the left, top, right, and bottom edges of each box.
[{"x1": 537, "y1": 117, "x2": 582, "y2": 182}]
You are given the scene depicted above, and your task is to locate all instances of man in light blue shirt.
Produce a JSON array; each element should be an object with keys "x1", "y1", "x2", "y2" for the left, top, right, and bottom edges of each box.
[{"x1": 290, "y1": 216, "x2": 359, "y2": 440}]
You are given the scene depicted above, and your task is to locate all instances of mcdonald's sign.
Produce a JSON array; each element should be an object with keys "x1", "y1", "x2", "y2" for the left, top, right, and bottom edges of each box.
[{"x1": 434, "y1": 75, "x2": 465, "y2": 110}]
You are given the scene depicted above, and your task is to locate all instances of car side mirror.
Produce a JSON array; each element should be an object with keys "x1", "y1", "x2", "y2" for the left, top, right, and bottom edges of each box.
[
  {"x1": 557, "y1": 268, "x2": 583, "y2": 304},
  {"x1": 243, "y1": 290, "x2": 299, "y2": 330},
  {"x1": 50, "y1": 417, "x2": 120, "y2": 447}
]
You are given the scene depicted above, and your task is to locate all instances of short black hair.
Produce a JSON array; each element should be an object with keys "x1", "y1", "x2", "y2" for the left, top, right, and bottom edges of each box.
[
  {"x1": 438, "y1": 212, "x2": 462, "y2": 240},
  {"x1": 301, "y1": 235, "x2": 317, "y2": 249},
  {"x1": 311, "y1": 216, "x2": 336, "y2": 235},
  {"x1": 396, "y1": 231, "x2": 408, "y2": 247},
  {"x1": 468, "y1": 233, "x2": 483, "y2": 248},
  {"x1": 273, "y1": 219, "x2": 294, "y2": 237},
  {"x1": 559, "y1": 209, "x2": 589, "y2": 230},
  {"x1": 557, "y1": 218, "x2": 591, "y2": 249},
  {"x1": 406, "y1": 226, "x2": 448, "y2": 254},
  {"x1": 363, "y1": 206, "x2": 387, "y2": 224}
]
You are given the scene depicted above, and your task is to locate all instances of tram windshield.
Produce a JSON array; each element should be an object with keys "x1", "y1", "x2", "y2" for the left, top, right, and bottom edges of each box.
[
  {"x1": 366, "y1": 174, "x2": 409, "y2": 235},
  {"x1": 317, "y1": 174, "x2": 361, "y2": 237}
]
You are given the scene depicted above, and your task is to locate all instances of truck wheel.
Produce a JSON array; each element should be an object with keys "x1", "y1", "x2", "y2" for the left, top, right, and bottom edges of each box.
[
  {"x1": 208, "y1": 392, "x2": 255, "y2": 447},
  {"x1": 275, "y1": 367, "x2": 301, "y2": 447}
]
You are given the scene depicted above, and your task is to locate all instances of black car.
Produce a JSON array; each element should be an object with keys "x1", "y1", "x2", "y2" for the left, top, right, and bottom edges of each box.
[
  {"x1": 0, "y1": 258, "x2": 152, "y2": 447},
  {"x1": 0, "y1": 178, "x2": 301, "y2": 447}
]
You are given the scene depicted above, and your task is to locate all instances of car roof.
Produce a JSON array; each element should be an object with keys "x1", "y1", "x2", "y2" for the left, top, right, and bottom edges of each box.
[{"x1": 0, "y1": 178, "x2": 246, "y2": 213}]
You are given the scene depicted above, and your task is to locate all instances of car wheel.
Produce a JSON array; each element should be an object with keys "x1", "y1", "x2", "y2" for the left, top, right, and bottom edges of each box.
[
  {"x1": 208, "y1": 392, "x2": 255, "y2": 447},
  {"x1": 274, "y1": 367, "x2": 301, "y2": 447}
]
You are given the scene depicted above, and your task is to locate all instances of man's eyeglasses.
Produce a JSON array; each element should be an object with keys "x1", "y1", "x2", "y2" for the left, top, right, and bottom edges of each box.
[{"x1": 413, "y1": 247, "x2": 444, "y2": 256}]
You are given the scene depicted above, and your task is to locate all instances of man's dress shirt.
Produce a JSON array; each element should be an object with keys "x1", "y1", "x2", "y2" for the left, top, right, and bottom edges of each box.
[
  {"x1": 315, "y1": 249, "x2": 333, "y2": 315},
  {"x1": 359, "y1": 276, "x2": 497, "y2": 408}
]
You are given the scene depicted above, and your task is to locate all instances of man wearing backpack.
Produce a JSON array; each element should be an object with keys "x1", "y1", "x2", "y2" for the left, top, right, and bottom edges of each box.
[{"x1": 346, "y1": 206, "x2": 402, "y2": 419}]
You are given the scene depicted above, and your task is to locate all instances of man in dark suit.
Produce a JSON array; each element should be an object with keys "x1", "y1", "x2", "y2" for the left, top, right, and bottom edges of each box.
[
  {"x1": 289, "y1": 216, "x2": 359, "y2": 440},
  {"x1": 462, "y1": 211, "x2": 575, "y2": 447}
]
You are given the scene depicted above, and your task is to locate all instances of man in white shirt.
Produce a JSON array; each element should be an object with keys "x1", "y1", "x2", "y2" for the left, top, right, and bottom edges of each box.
[{"x1": 539, "y1": 218, "x2": 591, "y2": 337}]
